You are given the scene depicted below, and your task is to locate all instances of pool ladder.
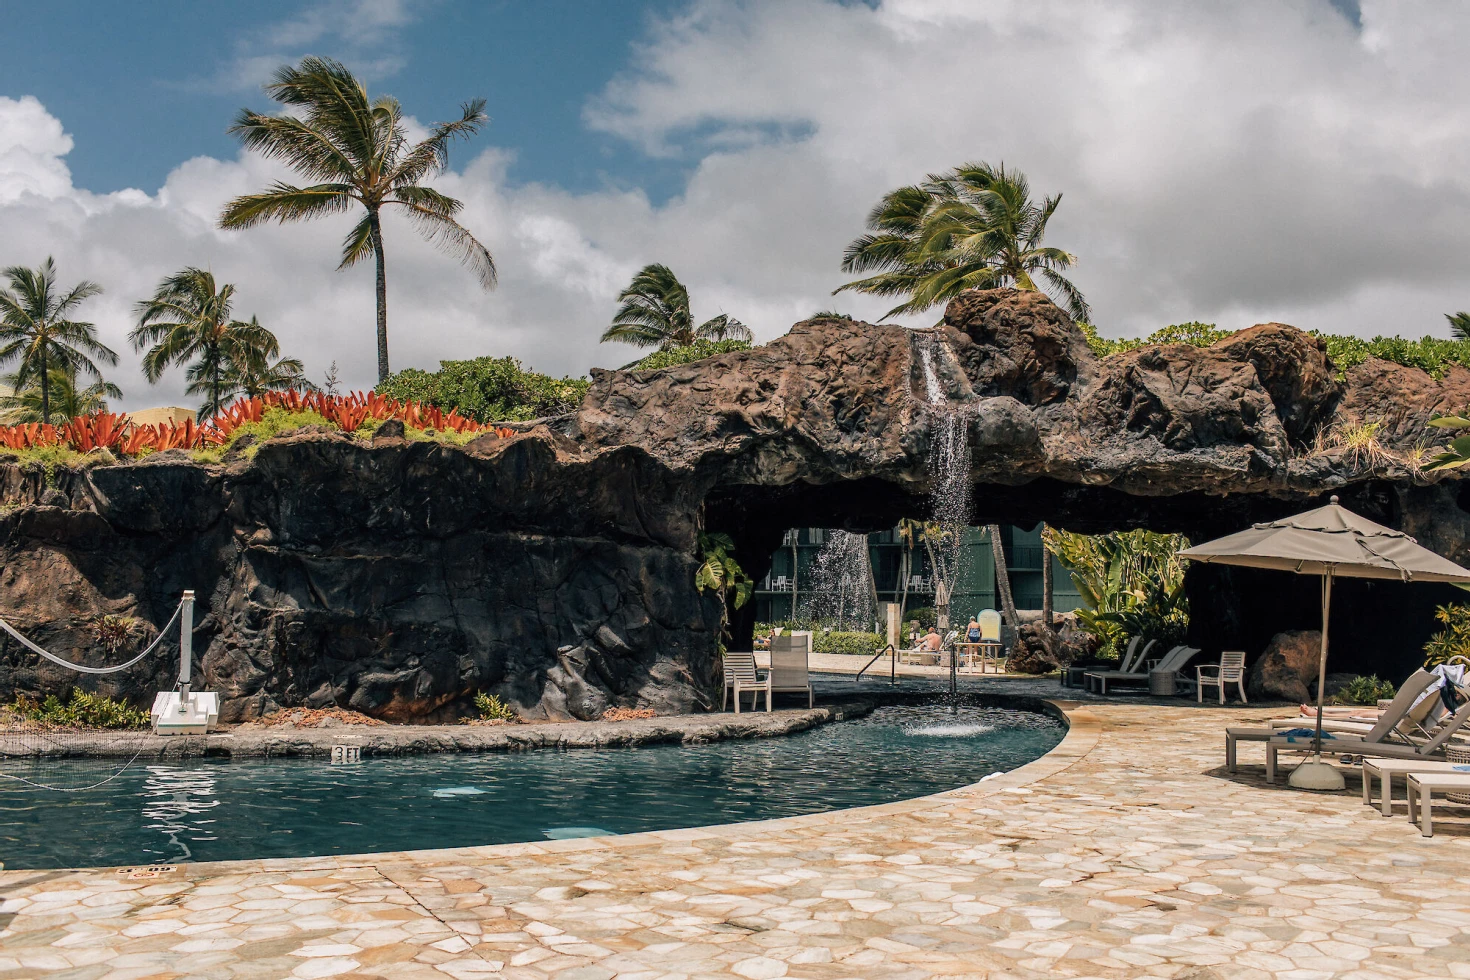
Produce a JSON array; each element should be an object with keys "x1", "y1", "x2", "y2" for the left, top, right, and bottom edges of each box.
[{"x1": 856, "y1": 644, "x2": 899, "y2": 685}]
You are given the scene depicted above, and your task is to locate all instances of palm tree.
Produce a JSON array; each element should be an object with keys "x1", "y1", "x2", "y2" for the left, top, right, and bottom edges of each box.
[
  {"x1": 835, "y1": 162, "x2": 1090, "y2": 322},
  {"x1": 602, "y1": 264, "x2": 753, "y2": 349},
  {"x1": 130, "y1": 269, "x2": 293, "y2": 420},
  {"x1": 219, "y1": 318, "x2": 311, "y2": 399},
  {"x1": 219, "y1": 56, "x2": 495, "y2": 382},
  {"x1": 1447, "y1": 312, "x2": 1470, "y2": 340},
  {"x1": 0, "y1": 366, "x2": 122, "y2": 423},
  {"x1": 0, "y1": 258, "x2": 116, "y2": 425}
]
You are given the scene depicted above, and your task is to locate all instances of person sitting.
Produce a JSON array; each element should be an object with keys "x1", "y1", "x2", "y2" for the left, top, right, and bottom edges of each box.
[{"x1": 919, "y1": 627, "x2": 944, "y2": 652}]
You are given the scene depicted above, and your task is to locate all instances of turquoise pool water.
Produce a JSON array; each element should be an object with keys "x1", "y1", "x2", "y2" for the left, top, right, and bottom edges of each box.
[{"x1": 0, "y1": 703, "x2": 1063, "y2": 870}]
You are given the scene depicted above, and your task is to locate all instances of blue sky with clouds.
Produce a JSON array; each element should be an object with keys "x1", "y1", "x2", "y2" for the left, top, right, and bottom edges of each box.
[
  {"x1": 1, "y1": 0, "x2": 1466, "y2": 410},
  {"x1": 0, "y1": 0, "x2": 690, "y2": 198}
]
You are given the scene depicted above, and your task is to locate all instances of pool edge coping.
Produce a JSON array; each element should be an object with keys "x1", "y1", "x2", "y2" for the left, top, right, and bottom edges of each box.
[{"x1": 151, "y1": 698, "x2": 1101, "y2": 879}]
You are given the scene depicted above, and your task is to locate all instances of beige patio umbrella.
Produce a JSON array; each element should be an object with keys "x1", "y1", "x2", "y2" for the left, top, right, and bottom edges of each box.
[{"x1": 1179, "y1": 496, "x2": 1470, "y2": 790}]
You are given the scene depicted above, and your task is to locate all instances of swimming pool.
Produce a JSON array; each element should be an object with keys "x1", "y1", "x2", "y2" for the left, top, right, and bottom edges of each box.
[{"x1": 0, "y1": 702, "x2": 1064, "y2": 870}]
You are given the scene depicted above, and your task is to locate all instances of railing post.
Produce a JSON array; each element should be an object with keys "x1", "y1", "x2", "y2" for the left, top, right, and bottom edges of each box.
[{"x1": 179, "y1": 590, "x2": 194, "y2": 701}]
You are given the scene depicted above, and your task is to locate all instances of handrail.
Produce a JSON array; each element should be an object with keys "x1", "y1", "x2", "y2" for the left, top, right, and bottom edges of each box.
[{"x1": 856, "y1": 644, "x2": 898, "y2": 684}]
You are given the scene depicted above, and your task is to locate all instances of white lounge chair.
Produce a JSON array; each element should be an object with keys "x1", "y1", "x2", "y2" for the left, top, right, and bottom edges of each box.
[
  {"x1": 768, "y1": 637, "x2": 814, "y2": 708},
  {"x1": 1084, "y1": 638, "x2": 1156, "y2": 694},
  {"x1": 1226, "y1": 669, "x2": 1438, "y2": 772},
  {"x1": 722, "y1": 652, "x2": 770, "y2": 713},
  {"x1": 1266, "y1": 700, "x2": 1470, "y2": 783},
  {"x1": 1197, "y1": 649, "x2": 1247, "y2": 704},
  {"x1": 1089, "y1": 644, "x2": 1197, "y2": 696}
]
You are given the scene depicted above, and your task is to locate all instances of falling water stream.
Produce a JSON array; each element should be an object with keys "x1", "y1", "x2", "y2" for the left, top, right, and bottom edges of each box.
[{"x1": 800, "y1": 530, "x2": 876, "y2": 630}]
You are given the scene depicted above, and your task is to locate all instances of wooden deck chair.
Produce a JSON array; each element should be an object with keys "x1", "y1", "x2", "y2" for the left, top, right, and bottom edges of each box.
[
  {"x1": 722, "y1": 652, "x2": 770, "y2": 713},
  {"x1": 769, "y1": 636, "x2": 814, "y2": 708}
]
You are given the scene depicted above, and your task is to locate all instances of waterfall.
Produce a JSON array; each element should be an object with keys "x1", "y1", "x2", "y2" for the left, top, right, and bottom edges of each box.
[
  {"x1": 799, "y1": 530, "x2": 876, "y2": 631},
  {"x1": 914, "y1": 331, "x2": 973, "y2": 622}
]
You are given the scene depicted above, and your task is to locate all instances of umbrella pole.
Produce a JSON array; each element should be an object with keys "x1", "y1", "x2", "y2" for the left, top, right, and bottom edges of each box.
[
  {"x1": 1291, "y1": 566, "x2": 1345, "y2": 790},
  {"x1": 1314, "y1": 568, "x2": 1332, "y2": 756}
]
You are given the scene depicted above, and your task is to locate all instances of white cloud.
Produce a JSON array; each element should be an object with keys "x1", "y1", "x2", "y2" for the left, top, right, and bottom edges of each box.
[{"x1": 4, "y1": 0, "x2": 1470, "y2": 413}]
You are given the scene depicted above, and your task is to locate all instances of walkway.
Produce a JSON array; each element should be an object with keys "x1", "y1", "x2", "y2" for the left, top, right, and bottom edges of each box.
[{"x1": 3, "y1": 699, "x2": 1469, "y2": 978}]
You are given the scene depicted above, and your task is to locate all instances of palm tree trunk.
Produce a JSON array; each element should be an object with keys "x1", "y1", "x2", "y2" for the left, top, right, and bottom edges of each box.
[
  {"x1": 790, "y1": 534, "x2": 799, "y2": 622},
  {"x1": 38, "y1": 346, "x2": 49, "y2": 426},
  {"x1": 1041, "y1": 522, "x2": 1054, "y2": 630},
  {"x1": 988, "y1": 524, "x2": 1020, "y2": 629},
  {"x1": 370, "y1": 209, "x2": 389, "y2": 383},
  {"x1": 898, "y1": 545, "x2": 910, "y2": 620}
]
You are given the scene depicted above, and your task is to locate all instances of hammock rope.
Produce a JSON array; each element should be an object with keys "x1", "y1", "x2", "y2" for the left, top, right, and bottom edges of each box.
[{"x1": 0, "y1": 602, "x2": 183, "y2": 675}]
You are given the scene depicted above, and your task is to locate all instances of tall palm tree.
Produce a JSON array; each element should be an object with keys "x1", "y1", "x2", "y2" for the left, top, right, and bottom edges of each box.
[
  {"x1": 1446, "y1": 312, "x2": 1470, "y2": 340},
  {"x1": 602, "y1": 263, "x2": 753, "y2": 349},
  {"x1": 835, "y1": 162, "x2": 1090, "y2": 322},
  {"x1": 0, "y1": 258, "x2": 116, "y2": 425},
  {"x1": 0, "y1": 366, "x2": 122, "y2": 423},
  {"x1": 130, "y1": 269, "x2": 292, "y2": 420},
  {"x1": 219, "y1": 56, "x2": 496, "y2": 383}
]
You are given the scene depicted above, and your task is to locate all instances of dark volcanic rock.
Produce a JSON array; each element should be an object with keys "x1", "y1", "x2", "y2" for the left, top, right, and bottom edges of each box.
[
  {"x1": 4, "y1": 287, "x2": 1470, "y2": 717},
  {"x1": 1248, "y1": 630, "x2": 1322, "y2": 703}
]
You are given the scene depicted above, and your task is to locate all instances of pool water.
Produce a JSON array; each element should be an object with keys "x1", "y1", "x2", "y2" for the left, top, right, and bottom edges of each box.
[{"x1": 0, "y1": 703, "x2": 1063, "y2": 870}]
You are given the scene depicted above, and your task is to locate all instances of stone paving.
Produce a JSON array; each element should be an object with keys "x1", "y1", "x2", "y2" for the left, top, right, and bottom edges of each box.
[{"x1": 3, "y1": 697, "x2": 1470, "y2": 978}]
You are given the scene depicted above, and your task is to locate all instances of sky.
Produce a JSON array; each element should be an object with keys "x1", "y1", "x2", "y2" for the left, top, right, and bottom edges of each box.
[{"x1": 1, "y1": 0, "x2": 1467, "y2": 410}]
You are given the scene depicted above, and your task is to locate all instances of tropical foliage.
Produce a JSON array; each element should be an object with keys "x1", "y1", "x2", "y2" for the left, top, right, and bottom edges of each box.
[
  {"x1": 130, "y1": 269, "x2": 303, "y2": 420},
  {"x1": 602, "y1": 264, "x2": 751, "y2": 349},
  {"x1": 0, "y1": 389, "x2": 516, "y2": 464},
  {"x1": 0, "y1": 258, "x2": 116, "y2": 425},
  {"x1": 1447, "y1": 312, "x2": 1470, "y2": 340},
  {"x1": 1, "y1": 366, "x2": 121, "y2": 423},
  {"x1": 695, "y1": 532, "x2": 754, "y2": 610},
  {"x1": 835, "y1": 161, "x2": 1089, "y2": 322},
  {"x1": 376, "y1": 356, "x2": 589, "y2": 422},
  {"x1": 1424, "y1": 415, "x2": 1470, "y2": 471},
  {"x1": 5, "y1": 690, "x2": 148, "y2": 729},
  {"x1": 1332, "y1": 674, "x2": 1396, "y2": 706},
  {"x1": 473, "y1": 692, "x2": 517, "y2": 721},
  {"x1": 220, "y1": 56, "x2": 495, "y2": 382},
  {"x1": 1424, "y1": 603, "x2": 1470, "y2": 667},
  {"x1": 812, "y1": 630, "x2": 885, "y2": 655},
  {"x1": 1042, "y1": 528, "x2": 1191, "y2": 655},
  {"x1": 628, "y1": 339, "x2": 751, "y2": 371}
]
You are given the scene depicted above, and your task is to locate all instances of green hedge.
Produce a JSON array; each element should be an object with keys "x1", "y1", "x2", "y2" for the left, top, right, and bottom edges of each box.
[
  {"x1": 628, "y1": 339, "x2": 752, "y2": 371},
  {"x1": 1083, "y1": 320, "x2": 1470, "y2": 380},
  {"x1": 376, "y1": 356, "x2": 589, "y2": 423},
  {"x1": 812, "y1": 631, "x2": 885, "y2": 655}
]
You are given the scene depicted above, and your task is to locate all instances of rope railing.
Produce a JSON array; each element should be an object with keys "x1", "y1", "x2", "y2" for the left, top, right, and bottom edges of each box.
[{"x1": 0, "y1": 602, "x2": 183, "y2": 675}]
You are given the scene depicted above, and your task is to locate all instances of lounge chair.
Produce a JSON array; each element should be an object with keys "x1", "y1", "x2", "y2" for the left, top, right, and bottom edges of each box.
[
  {"x1": 1090, "y1": 644, "x2": 1198, "y2": 696},
  {"x1": 1198, "y1": 650, "x2": 1247, "y2": 704},
  {"x1": 1084, "y1": 638, "x2": 1156, "y2": 694},
  {"x1": 769, "y1": 636, "x2": 815, "y2": 708},
  {"x1": 1226, "y1": 669, "x2": 1437, "y2": 773},
  {"x1": 722, "y1": 652, "x2": 770, "y2": 713},
  {"x1": 1266, "y1": 700, "x2": 1470, "y2": 783}
]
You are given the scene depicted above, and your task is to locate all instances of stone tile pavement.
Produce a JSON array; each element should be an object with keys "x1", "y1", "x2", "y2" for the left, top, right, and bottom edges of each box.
[{"x1": 3, "y1": 699, "x2": 1470, "y2": 978}]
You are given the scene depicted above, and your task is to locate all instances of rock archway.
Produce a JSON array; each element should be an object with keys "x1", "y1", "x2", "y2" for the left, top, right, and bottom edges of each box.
[{"x1": 2, "y1": 289, "x2": 1468, "y2": 719}]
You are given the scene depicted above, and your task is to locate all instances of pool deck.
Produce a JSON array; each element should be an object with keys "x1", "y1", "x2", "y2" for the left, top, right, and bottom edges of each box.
[{"x1": 4, "y1": 689, "x2": 1470, "y2": 978}]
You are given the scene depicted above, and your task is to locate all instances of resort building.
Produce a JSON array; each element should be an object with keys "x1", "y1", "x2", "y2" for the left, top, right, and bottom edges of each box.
[{"x1": 753, "y1": 524, "x2": 1083, "y2": 623}]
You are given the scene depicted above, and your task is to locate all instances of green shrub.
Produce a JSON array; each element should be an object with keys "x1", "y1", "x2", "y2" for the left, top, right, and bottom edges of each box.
[
  {"x1": 812, "y1": 630, "x2": 884, "y2": 655},
  {"x1": 474, "y1": 692, "x2": 517, "y2": 721},
  {"x1": 377, "y1": 356, "x2": 589, "y2": 423},
  {"x1": 8, "y1": 690, "x2": 148, "y2": 729},
  {"x1": 628, "y1": 340, "x2": 752, "y2": 371},
  {"x1": 904, "y1": 606, "x2": 937, "y2": 627},
  {"x1": 1332, "y1": 675, "x2": 1397, "y2": 706},
  {"x1": 1424, "y1": 603, "x2": 1470, "y2": 667}
]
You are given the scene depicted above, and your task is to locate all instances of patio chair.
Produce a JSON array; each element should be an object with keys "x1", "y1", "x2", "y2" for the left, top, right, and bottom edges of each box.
[
  {"x1": 1088, "y1": 645, "x2": 1196, "y2": 696},
  {"x1": 769, "y1": 636, "x2": 814, "y2": 708},
  {"x1": 1227, "y1": 669, "x2": 1438, "y2": 772},
  {"x1": 1084, "y1": 638, "x2": 1157, "y2": 694},
  {"x1": 1198, "y1": 650, "x2": 1247, "y2": 704},
  {"x1": 722, "y1": 651, "x2": 770, "y2": 713},
  {"x1": 1265, "y1": 693, "x2": 1470, "y2": 784}
]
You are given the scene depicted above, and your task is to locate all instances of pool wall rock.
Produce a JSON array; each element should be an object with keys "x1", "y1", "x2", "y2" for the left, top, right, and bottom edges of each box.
[{"x1": 3, "y1": 285, "x2": 1470, "y2": 717}]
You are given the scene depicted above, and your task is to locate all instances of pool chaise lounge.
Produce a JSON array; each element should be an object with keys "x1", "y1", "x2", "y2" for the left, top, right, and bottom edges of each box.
[
  {"x1": 1225, "y1": 669, "x2": 1437, "y2": 772},
  {"x1": 1265, "y1": 700, "x2": 1470, "y2": 783}
]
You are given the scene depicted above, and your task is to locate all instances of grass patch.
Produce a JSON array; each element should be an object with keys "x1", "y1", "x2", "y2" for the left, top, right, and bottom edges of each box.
[
  {"x1": 192, "y1": 407, "x2": 337, "y2": 463},
  {"x1": 0, "y1": 443, "x2": 89, "y2": 476}
]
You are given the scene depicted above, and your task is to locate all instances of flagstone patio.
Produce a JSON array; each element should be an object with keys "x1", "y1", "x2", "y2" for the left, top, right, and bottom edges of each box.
[{"x1": 3, "y1": 698, "x2": 1469, "y2": 979}]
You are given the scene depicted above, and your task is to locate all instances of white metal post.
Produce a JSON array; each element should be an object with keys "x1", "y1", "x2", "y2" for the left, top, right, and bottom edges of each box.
[{"x1": 179, "y1": 590, "x2": 194, "y2": 702}]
